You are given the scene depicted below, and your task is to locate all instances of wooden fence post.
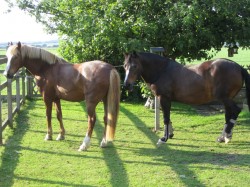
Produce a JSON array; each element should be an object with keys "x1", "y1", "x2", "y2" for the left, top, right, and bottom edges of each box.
[
  {"x1": 7, "y1": 79, "x2": 13, "y2": 128},
  {"x1": 0, "y1": 91, "x2": 2, "y2": 145},
  {"x1": 150, "y1": 47, "x2": 165, "y2": 131},
  {"x1": 26, "y1": 75, "x2": 33, "y2": 98},
  {"x1": 22, "y1": 68, "x2": 26, "y2": 101},
  {"x1": 16, "y1": 71, "x2": 20, "y2": 111}
]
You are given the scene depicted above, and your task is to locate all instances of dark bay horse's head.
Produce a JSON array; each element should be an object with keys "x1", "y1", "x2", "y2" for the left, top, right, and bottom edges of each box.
[
  {"x1": 123, "y1": 51, "x2": 142, "y2": 91},
  {"x1": 4, "y1": 42, "x2": 24, "y2": 79}
]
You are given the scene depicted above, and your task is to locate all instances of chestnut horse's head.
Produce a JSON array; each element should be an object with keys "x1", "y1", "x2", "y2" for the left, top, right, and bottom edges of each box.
[
  {"x1": 123, "y1": 51, "x2": 142, "y2": 91},
  {"x1": 4, "y1": 42, "x2": 23, "y2": 79}
]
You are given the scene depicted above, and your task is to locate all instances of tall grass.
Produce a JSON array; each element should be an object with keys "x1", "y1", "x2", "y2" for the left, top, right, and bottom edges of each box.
[{"x1": 0, "y1": 99, "x2": 249, "y2": 186}]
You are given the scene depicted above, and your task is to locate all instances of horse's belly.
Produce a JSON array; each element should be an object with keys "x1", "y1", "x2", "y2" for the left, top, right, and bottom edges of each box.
[
  {"x1": 60, "y1": 94, "x2": 85, "y2": 102},
  {"x1": 56, "y1": 86, "x2": 84, "y2": 101},
  {"x1": 174, "y1": 93, "x2": 213, "y2": 105}
]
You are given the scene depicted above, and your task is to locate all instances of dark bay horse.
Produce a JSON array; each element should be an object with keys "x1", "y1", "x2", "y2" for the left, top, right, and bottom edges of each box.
[
  {"x1": 4, "y1": 42, "x2": 120, "y2": 151},
  {"x1": 123, "y1": 51, "x2": 250, "y2": 145}
]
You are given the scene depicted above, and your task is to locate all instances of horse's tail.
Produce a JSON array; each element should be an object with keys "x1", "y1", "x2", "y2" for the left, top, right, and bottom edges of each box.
[
  {"x1": 106, "y1": 68, "x2": 120, "y2": 141},
  {"x1": 241, "y1": 67, "x2": 250, "y2": 111}
]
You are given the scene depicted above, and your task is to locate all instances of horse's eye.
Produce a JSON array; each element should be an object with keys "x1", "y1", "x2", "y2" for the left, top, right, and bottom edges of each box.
[
  {"x1": 131, "y1": 64, "x2": 137, "y2": 69},
  {"x1": 11, "y1": 55, "x2": 17, "y2": 60}
]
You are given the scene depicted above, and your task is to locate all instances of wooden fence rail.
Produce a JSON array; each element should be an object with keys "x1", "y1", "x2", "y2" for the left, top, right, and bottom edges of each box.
[{"x1": 0, "y1": 57, "x2": 35, "y2": 145}]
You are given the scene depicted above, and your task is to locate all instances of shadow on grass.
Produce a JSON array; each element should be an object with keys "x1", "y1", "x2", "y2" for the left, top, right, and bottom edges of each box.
[
  {"x1": 0, "y1": 100, "x2": 35, "y2": 186},
  {"x1": 238, "y1": 110, "x2": 250, "y2": 128},
  {"x1": 80, "y1": 102, "x2": 129, "y2": 187},
  {"x1": 0, "y1": 100, "x2": 95, "y2": 187},
  {"x1": 120, "y1": 105, "x2": 250, "y2": 186},
  {"x1": 13, "y1": 176, "x2": 94, "y2": 187}
]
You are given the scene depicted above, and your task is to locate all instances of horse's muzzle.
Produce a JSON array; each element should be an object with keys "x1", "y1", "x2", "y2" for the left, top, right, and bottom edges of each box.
[
  {"x1": 123, "y1": 82, "x2": 134, "y2": 92},
  {"x1": 3, "y1": 71, "x2": 14, "y2": 79}
]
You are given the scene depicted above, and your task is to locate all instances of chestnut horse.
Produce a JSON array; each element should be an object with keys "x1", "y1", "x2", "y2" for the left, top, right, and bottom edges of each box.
[
  {"x1": 123, "y1": 52, "x2": 250, "y2": 145},
  {"x1": 4, "y1": 42, "x2": 120, "y2": 151}
]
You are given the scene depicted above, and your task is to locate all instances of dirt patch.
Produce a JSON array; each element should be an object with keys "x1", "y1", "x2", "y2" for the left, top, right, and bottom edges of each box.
[
  {"x1": 194, "y1": 104, "x2": 225, "y2": 116},
  {"x1": 194, "y1": 102, "x2": 246, "y2": 116}
]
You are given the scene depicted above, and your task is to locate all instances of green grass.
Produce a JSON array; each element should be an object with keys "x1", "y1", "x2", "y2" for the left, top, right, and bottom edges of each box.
[
  {"x1": 186, "y1": 48, "x2": 250, "y2": 66},
  {"x1": 0, "y1": 98, "x2": 250, "y2": 186}
]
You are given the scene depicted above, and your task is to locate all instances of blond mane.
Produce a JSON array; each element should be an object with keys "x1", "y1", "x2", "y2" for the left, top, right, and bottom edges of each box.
[{"x1": 8, "y1": 45, "x2": 62, "y2": 64}]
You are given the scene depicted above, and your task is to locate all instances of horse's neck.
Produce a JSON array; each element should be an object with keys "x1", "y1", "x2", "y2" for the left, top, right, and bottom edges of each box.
[
  {"x1": 24, "y1": 58, "x2": 51, "y2": 77},
  {"x1": 141, "y1": 58, "x2": 173, "y2": 83}
]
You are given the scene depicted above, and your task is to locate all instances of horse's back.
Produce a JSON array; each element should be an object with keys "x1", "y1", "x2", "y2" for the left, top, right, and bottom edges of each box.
[
  {"x1": 80, "y1": 60, "x2": 113, "y2": 83},
  {"x1": 168, "y1": 58, "x2": 243, "y2": 104},
  {"x1": 53, "y1": 60, "x2": 113, "y2": 102}
]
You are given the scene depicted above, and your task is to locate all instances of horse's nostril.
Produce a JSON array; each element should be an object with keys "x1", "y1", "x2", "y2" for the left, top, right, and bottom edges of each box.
[
  {"x1": 123, "y1": 82, "x2": 134, "y2": 91},
  {"x1": 123, "y1": 82, "x2": 130, "y2": 89},
  {"x1": 4, "y1": 72, "x2": 13, "y2": 79}
]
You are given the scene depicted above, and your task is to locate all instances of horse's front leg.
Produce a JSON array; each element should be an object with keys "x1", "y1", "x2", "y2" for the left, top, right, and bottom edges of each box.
[
  {"x1": 44, "y1": 100, "x2": 53, "y2": 140},
  {"x1": 78, "y1": 104, "x2": 96, "y2": 151},
  {"x1": 54, "y1": 99, "x2": 65, "y2": 141},
  {"x1": 157, "y1": 96, "x2": 172, "y2": 146}
]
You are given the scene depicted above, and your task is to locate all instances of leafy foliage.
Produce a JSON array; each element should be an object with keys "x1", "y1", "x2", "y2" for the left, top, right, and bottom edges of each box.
[
  {"x1": 138, "y1": 81, "x2": 153, "y2": 99},
  {"x1": 5, "y1": 0, "x2": 250, "y2": 64}
]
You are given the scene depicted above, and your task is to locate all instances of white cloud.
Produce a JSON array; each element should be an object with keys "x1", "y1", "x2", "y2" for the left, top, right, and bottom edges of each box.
[{"x1": 0, "y1": 1, "x2": 58, "y2": 43}]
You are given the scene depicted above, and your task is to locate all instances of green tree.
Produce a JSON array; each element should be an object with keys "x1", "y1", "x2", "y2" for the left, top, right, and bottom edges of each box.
[{"x1": 5, "y1": 0, "x2": 250, "y2": 64}]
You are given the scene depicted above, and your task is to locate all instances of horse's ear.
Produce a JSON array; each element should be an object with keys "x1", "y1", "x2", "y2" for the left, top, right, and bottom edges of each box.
[
  {"x1": 17, "y1": 41, "x2": 21, "y2": 49},
  {"x1": 131, "y1": 51, "x2": 137, "y2": 58},
  {"x1": 124, "y1": 52, "x2": 129, "y2": 58},
  {"x1": 8, "y1": 42, "x2": 13, "y2": 47}
]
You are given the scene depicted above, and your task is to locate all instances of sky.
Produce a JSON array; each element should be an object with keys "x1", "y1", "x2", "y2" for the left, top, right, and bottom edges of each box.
[{"x1": 0, "y1": 0, "x2": 58, "y2": 43}]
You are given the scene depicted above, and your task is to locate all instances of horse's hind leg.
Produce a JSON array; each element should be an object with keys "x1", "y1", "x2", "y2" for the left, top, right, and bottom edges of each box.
[
  {"x1": 54, "y1": 99, "x2": 65, "y2": 141},
  {"x1": 217, "y1": 99, "x2": 241, "y2": 143},
  {"x1": 78, "y1": 103, "x2": 97, "y2": 151},
  {"x1": 168, "y1": 121, "x2": 174, "y2": 138},
  {"x1": 100, "y1": 99, "x2": 108, "y2": 148}
]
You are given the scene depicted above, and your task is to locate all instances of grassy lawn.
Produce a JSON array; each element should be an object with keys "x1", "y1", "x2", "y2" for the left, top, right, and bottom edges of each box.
[
  {"x1": 190, "y1": 48, "x2": 250, "y2": 66},
  {"x1": 0, "y1": 98, "x2": 250, "y2": 186}
]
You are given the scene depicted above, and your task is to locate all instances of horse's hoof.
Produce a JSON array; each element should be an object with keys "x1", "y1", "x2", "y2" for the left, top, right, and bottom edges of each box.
[
  {"x1": 217, "y1": 134, "x2": 232, "y2": 144},
  {"x1": 100, "y1": 139, "x2": 108, "y2": 148},
  {"x1": 169, "y1": 134, "x2": 174, "y2": 139},
  {"x1": 224, "y1": 137, "x2": 231, "y2": 144},
  {"x1": 56, "y1": 134, "x2": 65, "y2": 141},
  {"x1": 78, "y1": 147, "x2": 87, "y2": 151},
  {"x1": 156, "y1": 138, "x2": 166, "y2": 147},
  {"x1": 217, "y1": 136, "x2": 225, "y2": 143},
  {"x1": 44, "y1": 134, "x2": 52, "y2": 141},
  {"x1": 78, "y1": 142, "x2": 90, "y2": 151},
  {"x1": 78, "y1": 145, "x2": 88, "y2": 151}
]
